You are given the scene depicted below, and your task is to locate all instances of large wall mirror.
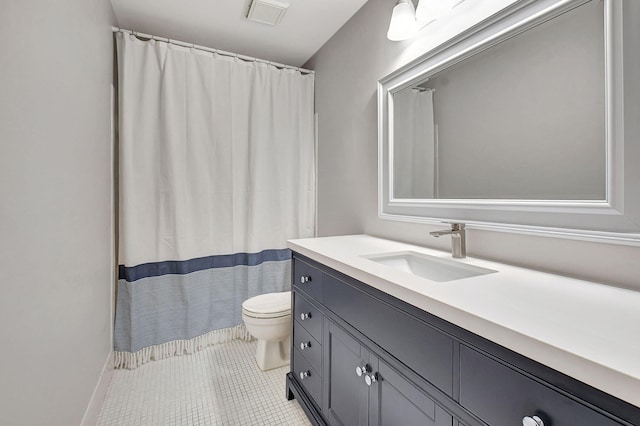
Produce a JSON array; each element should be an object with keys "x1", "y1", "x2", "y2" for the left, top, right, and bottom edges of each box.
[{"x1": 378, "y1": 0, "x2": 640, "y2": 244}]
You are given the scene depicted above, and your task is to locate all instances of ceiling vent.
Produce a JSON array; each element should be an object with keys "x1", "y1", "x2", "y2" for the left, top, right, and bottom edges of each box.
[{"x1": 246, "y1": 0, "x2": 290, "y2": 26}]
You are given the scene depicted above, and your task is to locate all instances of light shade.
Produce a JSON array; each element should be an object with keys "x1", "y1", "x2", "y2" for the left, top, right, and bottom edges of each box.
[
  {"x1": 387, "y1": 0, "x2": 420, "y2": 41},
  {"x1": 416, "y1": 0, "x2": 461, "y2": 22}
]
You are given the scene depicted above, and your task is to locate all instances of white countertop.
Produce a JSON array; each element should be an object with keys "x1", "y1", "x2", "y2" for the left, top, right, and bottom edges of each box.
[{"x1": 287, "y1": 234, "x2": 640, "y2": 408}]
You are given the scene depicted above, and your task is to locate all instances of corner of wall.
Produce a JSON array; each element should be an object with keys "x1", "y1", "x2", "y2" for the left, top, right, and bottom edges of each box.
[{"x1": 80, "y1": 351, "x2": 114, "y2": 426}]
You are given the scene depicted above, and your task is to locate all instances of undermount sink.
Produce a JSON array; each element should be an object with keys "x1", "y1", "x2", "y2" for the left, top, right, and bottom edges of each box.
[{"x1": 363, "y1": 251, "x2": 497, "y2": 282}]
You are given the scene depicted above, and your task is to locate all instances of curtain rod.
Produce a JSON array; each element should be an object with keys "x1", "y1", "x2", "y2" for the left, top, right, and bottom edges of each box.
[{"x1": 112, "y1": 26, "x2": 314, "y2": 75}]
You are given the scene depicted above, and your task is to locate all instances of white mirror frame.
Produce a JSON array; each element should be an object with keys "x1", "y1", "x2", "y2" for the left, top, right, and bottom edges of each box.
[{"x1": 378, "y1": 0, "x2": 640, "y2": 245}]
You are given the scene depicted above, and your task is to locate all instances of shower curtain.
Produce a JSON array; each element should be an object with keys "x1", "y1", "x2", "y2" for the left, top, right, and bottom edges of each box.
[
  {"x1": 393, "y1": 89, "x2": 436, "y2": 199},
  {"x1": 114, "y1": 33, "x2": 315, "y2": 369}
]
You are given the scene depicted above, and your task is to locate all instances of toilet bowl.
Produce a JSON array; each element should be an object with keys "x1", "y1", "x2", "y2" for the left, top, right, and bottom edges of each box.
[{"x1": 242, "y1": 291, "x2": 291, "y2": 371}]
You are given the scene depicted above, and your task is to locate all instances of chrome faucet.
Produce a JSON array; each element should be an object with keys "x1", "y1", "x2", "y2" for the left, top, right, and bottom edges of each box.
[{"x1": 430, "y1": 223, "x2": 466, "y2": 258}]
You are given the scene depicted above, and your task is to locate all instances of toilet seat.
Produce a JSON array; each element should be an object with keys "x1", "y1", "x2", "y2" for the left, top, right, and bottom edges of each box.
[{"x1": 242, "y1": 291, "x2": 291, "y2": 319}]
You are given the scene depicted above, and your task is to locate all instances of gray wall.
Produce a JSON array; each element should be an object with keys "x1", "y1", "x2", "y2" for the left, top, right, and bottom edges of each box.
[
  {"x1": 0, "y1": 0, "x2": 116, "y2": 424},
  {"x1": 305, "y1": 0, "x2": 640, "y2": 290}
]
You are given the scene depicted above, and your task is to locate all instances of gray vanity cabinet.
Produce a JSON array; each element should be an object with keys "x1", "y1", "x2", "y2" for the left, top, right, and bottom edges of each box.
[
  {"x1": 323, "y1": 320, "x2": 452, "y2": 426},
  {"x1": 286, "y1": 253, "x2": 640, "y2": 426},
  {"x1": 289, "y1": 255, "x2": 461, "y2": 425}
]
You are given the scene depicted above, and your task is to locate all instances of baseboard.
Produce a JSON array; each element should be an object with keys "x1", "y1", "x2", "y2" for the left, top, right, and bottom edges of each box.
[{"x1": 80, "y1": 351, "x2": 114, "y2": 426}]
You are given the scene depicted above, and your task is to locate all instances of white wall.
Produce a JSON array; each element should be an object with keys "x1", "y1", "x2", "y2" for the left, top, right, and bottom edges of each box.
[
  {"x1": 0, "y1": 0, "x2": 116, "y2": 424},
  {"x1": 305, "y1": 0, "x2": 640, "y2": 290}
]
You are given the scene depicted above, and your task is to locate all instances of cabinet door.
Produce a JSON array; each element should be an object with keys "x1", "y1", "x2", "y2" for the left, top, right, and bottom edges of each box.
[
  {"x1": 324, "y1": 320, "x2": 370, "y2": 426},
  {"x1": 369, "y1": 354, "x2": 454, "y2": 426}
]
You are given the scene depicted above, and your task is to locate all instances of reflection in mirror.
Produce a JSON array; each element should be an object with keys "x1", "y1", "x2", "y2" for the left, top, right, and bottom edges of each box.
[
  {"x1": 393, "y1": 87, "x2": 436, "y2": 198},
  {"x1": 392, "y1": 0, "x2": 605, "y2": 201}
]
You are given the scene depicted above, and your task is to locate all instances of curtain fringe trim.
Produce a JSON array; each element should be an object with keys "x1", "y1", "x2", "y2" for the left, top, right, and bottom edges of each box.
[{"x1": 114, "y1": 324, "x2": 253, "y2": 369}]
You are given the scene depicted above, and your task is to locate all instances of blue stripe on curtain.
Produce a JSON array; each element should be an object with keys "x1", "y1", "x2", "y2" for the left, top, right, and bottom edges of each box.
[
  {"x1": 118, "y1": 248, "x2": 292, "y2": 282},
  {"x1": 114, "y1": 252, "x2": 292, "y2": 353}
]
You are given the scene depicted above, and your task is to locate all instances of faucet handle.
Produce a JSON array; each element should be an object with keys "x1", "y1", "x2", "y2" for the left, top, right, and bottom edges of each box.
[{"x1": 430, "y1": 222, "x2": 466, "y2": 258}]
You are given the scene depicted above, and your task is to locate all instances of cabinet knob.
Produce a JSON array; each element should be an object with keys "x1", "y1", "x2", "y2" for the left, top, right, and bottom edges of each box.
[
  {"x1": 355, "y1": 364, "x2": 370, "y2": 377},
  {"x1": 300, "y1": 275, "x2": 311, "y2": 284},
  {"x1": 364, "y1": 373, "x2": 378, "y2": 386},
  {"x1": 300, "y1": 341, "x2": 311, "y2": 350},
  {"x1": 299, "y1": 370, "x2": 310, "y2": 380},
  {"x1": 300, "y1": 312, "x2": 311, "y2": 321},
  {"x1": 522, "y1": 416, "x2": 544, "y2": 426}
]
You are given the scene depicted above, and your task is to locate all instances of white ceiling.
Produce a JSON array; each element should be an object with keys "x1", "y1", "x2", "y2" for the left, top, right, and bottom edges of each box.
[{"x1": 110, "y1": 0, "x2": 370, "y2": 67}]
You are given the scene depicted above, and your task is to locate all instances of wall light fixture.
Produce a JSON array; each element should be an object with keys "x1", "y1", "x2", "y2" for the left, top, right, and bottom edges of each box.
[
  {"x1": 387, "y1": 0, "x2": 464, "y2": 41},
  {"x1": 387, "y1": 0, "x2": 423, "y2": 41}
]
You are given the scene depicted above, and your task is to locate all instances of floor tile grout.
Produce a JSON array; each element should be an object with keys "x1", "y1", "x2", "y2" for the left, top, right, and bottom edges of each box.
[{"x1": 97, "y1": 340, "x2": 311, "y2": 426}]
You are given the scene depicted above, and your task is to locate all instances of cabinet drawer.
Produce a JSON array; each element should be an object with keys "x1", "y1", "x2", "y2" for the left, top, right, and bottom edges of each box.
[
  {"x1": 293, "y1": 348, "x2": 322, "y2": 407},
  {"x1": 294, "y1": 292, "x2": 323, "y2": 342},
  {"x1": 459, "y1": 345, "x2": 623, "y2": 426},
  {"x1": 293, "y1": 258, "x2": 324, "y2": 302},
  {"x1": 294, "y1": 319, "x2": 322, "y2": 374},
  {"x1": 324, "y1": 274, "x2": 454, "y2": 396}
]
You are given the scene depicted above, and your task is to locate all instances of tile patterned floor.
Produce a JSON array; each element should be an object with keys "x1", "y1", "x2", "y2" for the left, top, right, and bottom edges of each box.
[{"x1": 97, "y1": 340, "x2": 311, "y2": 425}]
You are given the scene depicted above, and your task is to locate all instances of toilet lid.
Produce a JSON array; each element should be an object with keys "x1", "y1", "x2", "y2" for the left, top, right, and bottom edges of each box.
[{"x1": 242, "y1": 291, "x2": 291, "y2": 317}]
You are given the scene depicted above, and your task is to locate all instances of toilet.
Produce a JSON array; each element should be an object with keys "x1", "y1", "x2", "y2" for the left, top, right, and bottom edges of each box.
[{"x1": 242, "y1": 291, "x2": 292, "y2": 371}]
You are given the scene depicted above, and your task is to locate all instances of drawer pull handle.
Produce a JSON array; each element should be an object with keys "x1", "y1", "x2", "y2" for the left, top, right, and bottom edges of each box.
[
  {"x1": 364, "y1": 373, "x2": 378, "y2": 386},
  {"x1": 522, "y1": 416, "x2": 544, "y2": 426},
  {"x1": 300, "y1": 341, "x2": 311, "y2": 350},
  {"x1": 300, "y1": 275, "x2": 311, "y2": 284},
  {"x1": 300, "y1": 312, "x2": 311, "y2": 321},
  {"x1": 355, "y1": 364, "x2": 370, "y2": 377},
  {"x1": 299, "y1": 370, "x2": 310, "y2": 380}
]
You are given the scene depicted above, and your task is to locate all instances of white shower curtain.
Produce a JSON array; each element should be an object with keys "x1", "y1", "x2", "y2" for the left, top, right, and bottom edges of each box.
[
  {"x1": 393, "y1": 89, "x2": 436, "y2": 199},
  {"x1": 114, "y1": 33, "x2": 315, "y2": 368}
]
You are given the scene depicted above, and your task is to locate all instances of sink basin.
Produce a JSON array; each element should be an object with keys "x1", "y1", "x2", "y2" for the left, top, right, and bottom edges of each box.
[{"x1": 363, "y1": 251, "x2": 497, "y2": 282}]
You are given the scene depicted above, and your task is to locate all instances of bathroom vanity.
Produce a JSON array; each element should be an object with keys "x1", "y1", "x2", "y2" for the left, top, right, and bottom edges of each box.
[
  {"x1": 286, "y1": 235, "x2": 640, "y2": 426},
  {"x1": 286, "y1": 1, "x2": 640, "y2": 423}
]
